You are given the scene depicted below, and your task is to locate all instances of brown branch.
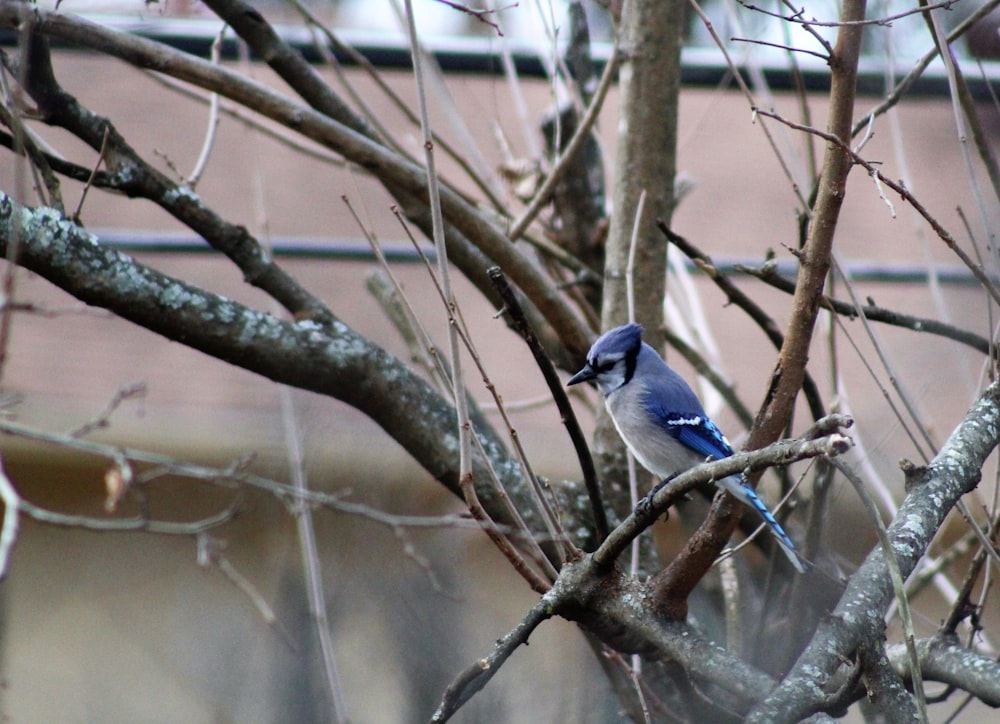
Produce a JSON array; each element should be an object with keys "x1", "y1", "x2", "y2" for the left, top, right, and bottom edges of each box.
[
  {"x1": 738, "y1": 260, "x2": 995, "y2": 356},
  {"x1": 198, "y1": 0, "x2": 592, "y2": 359},
  {"x1": 508, "y1": 41, "x2": 619, "y2": 241},
  {"x1": 730, "y1": 36, "x2": 830, "y2": 62},
  {"x1": 658, "y1": 223, "x2": 827, "y2": 422},
  {"x1": 738, "y1": 0, "x2": 959, "y2": 28},
  {"x1": 655, "y1": 0, "x2": 867, "y2": 613},
  {"x1": 0, "y1": 192, "x2": 548, "y2": 542},
  {"x1": 433, "y1": 0, "x2": 511, "y2": 37},
  {"x1": 851, "y1": 0, "x2": 1000, "y2": 138},
  {"x1": 917, "y1": 0, "x2": 1000, "y2": 228},
  {"x1": 756, "y1": 107, "x2": 1000, "y2": 307},
  {"x1": 12, "y1": 29, "x2": 336, "y2": 323}
]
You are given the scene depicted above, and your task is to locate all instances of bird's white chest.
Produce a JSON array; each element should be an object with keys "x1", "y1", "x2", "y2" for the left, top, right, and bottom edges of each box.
[{"x1": 604, "y1": 386, "x2": 701, "y2": 480}]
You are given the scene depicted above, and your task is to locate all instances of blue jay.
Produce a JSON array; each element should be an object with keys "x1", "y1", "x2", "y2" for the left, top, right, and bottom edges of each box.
[{"x1": 568, "y1": 323, "x2": 807, "y2": 573}]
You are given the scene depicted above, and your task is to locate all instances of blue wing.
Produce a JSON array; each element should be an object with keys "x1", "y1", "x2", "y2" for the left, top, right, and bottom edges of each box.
[
  {"x1": 636, "y1": 359, "x2": 809, "y2": 572},
  {"x1": 662, "y1": 413, "x2": 734, "y2": 460},
  {"x1": 638, "y1": 360, "x2": 735, "y2": 460}
]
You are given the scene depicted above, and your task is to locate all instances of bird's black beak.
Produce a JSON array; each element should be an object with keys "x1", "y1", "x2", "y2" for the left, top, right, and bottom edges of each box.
[{"x1": 567, "y1": 364, "x2": 596, "y2": 386}]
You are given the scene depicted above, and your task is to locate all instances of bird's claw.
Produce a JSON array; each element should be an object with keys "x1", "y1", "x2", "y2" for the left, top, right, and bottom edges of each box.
[{"x1": 634, "y1": 475, "x2": 676, "y2": 520}]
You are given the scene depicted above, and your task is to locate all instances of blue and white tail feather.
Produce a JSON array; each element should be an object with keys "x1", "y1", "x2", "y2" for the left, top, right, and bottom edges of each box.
[
  {"x1": 716, "y1": 475, "x2": 808, "y2": 573},
  {"x1": 568, "y1": 323, "x2": 808, "y2": 573}
]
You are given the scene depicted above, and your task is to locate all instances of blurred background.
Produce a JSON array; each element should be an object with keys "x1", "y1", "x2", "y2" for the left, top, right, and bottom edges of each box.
[{"x1": 1, "y1": 0, "x2": 999, "y2": 721}]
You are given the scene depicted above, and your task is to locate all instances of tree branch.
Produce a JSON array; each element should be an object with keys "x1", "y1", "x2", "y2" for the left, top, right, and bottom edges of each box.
[
  {"x1": 655, "y1": 0, "x2": 868, "y2": 613},
  {"x1": 431, "y1": 597, "x2": 553, "y2": 722},
  {"x1": 659, "y1": 223, "x2": 827, "y2": 422},
  {"x1": 488, "y1": 266, "x2": 609, "y2": 545},
  {"x1": 886, "y1": 635, "x2": 1000, "y2": 708},
  {"x1": 0, "y1": 193, "x2": 543, "y2": 533},
  {"x1": 748, "y1": 380, "x2": 1000, "y2": 722},
  {"x1": 0, "y1": 0, "x2": 594, "y2": 359},
  {"x1": 737, "y1": 260, "x2": 994, "y2": 356},
  {"x1": 12, "y1": 29, "x2": 334, "y2": 322}
]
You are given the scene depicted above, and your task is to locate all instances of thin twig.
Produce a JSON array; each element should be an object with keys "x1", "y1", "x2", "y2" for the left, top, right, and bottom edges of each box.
[
  {"x1": 402, "y1": 4, "x2": 565, "y2": 582},
  {"x1": 488, "y1": 266, "x2": 609, "y2": 544},
  {"x1": 738, "y1": 0, "x2": 959, "y2": 28},
  {"x1": 196, "y1": 533, "x2": 297, "y2": 650},
  {"x1": 920, "y1": 0, "x2": 1000, "y2": 279},
  {"x1": 730, "y1": 37, "x2": 830, "y2": 62},
  {"x1": 625, "y1": 189, "x2": 646, "y2": 324},
  {"x1": 754, "y1": 107, "x2": 1000, "y2": 307},
  {"x1": 395, "y1": 211, "x2": 564, "y2": 577},
  {"x1": 508, "y1": 41, "x2": 619, "y2": 241},
  {"x1": 434, "y1": 0, "x2": 515, "y2": 36},
  {"x1": 0, "y1": 417, "x2": 538, "y2": 536},
  {"x1": 21, "y1": 496, "x2": 240, "y2": 534},
  {"x1": 66, "y1": 381, "x2": 147, "y2": 439},
  {"x1": 71, "y1": 125, "x2": 109, "y2": 222},
  {"x1": 831, "y1": 254, "x2": 936, "y2": 457},
  {"x1": 432, "y1": 595, "x2": 552, "y2": 721},
  {"x1": 288, "y1": 0, "x2": 508, "y2": 211},
  {"x1": 347, "y1": 194, "x2": 453, "y2": 395},
  {"x1": 0, "y1": 64, "x2": 63, "y2": 212},
  {"x1": 402, "y1": 0, "x2": 471, "y2": 486},
  {"x1": 687, "y1": 0, "x2": 812, "y2": 214},
  {"x1": 852, "y1": 0, "x2": 1000, "y2": 138},
  {"x1": 658, "y1": 222, "x2": 827, "y2": 422},
  {"x1": 143, "y1": 69, "x2": 348, "y2": 166},
  {"x1": 737, "y1": 261, "x2": 993, "y2": 356},
  {"x1": 185, "y1": 23, "x2": 226, "y2": 188},
  {"x1": 280, "y1": 388, "x2": 348, "y2": 721}
]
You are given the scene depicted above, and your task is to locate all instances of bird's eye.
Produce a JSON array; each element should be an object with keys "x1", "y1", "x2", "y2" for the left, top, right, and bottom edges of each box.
[{"x1": 593, "y1": 360, "x2": 614, "y2": 373}]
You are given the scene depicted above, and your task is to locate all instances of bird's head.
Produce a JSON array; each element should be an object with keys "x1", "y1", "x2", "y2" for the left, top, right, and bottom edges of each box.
[{"x1": 567, "y1": 323, "x2": 643, "y2": 395}]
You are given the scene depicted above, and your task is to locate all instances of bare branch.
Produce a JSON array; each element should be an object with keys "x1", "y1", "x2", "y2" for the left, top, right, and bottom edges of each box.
[
  {"x1": 184, "y1": 23, "x2": 225, "y2": 188},
  {"x1": 730, "y1": 36, "x2": 830, "y2": 62},
  {"x1": 0, "y1": 193, "x2": 549, "y2": 536},
  {"x1": 0, "y1": 2, "x2": 594, "y2": 357},
  {"x1": 658, "y1": 223, "x2": 827, "y2": 422},
  {"x1": 433, "y1": 0, "x2": 514, "y2": 37},
  {"x1": 67, "y1": 381, "x2": 147, "y2": 438},
  {"x1": 887, "y1": 635, "x2": 1000, "y2": 708},
  {"x1": 749, "y1": 381, "x2": 1000, "y2": 722},
  {"x1": 738, "y1": 0, "x2": 959, "y2": 28},
  {"x1": 489, "y1": 266, "x2": 609, "y2": 545},
  {"x1": 755, "y1": 107, "x2": 1000, "y2": 308},
  {"x1": 508, "y1": 41, "x2": 619, "y2": 241},
  {"x1": 737, "y1": 260, "x2": 994, "y2": 356},
  {"x1": 431, "y1": 596, "x2": 551, "y2": 721}
]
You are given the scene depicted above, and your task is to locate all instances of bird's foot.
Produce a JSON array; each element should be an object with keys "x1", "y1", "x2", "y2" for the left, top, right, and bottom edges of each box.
[{"x1": 634, "y1": 475, "x2": 677, "y2": 519}]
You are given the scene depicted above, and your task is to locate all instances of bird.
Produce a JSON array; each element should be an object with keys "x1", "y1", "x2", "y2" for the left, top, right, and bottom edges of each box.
[{"x1": 567, "y1": 323, "x2": 808, "y2": 573}]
